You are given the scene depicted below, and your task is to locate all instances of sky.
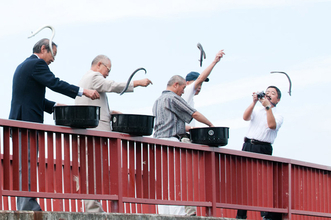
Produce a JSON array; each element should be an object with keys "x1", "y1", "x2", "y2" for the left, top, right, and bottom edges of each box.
[{"x1": 1, "y1": 0, "x2": 330, "y2": 166}]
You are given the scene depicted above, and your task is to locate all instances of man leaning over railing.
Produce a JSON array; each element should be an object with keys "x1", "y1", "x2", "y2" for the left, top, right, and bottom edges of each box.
[{"x1": 152, "y1": 75, "x2": 213, "y2": 216}]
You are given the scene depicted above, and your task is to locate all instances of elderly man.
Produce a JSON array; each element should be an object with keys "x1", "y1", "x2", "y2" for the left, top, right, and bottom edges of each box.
[
  {"x1": 153, "y1": 75, "x2": 213, "y2": 216},
  {"x1": 9, "y1": 38, "x2": 100, "y2": 211},
  {"x1": 75, "y1": 54, "x2": 152, "y2": 131},
  {"x1": 75, "y1": 54, "x2": 152, "y2": 212},
  {"x1": 236, "y1": 86, "x2": 284, "y2": 220},
  {"x1": 9, "y1": 38, "x2": 99, "y2": 124}
]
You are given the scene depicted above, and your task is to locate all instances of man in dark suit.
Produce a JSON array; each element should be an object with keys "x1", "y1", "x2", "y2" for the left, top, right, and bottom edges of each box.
[
  {"x1": 9, "y1": 38, "x2": 99, "y2": 123},
  {"x1": 9, "y1": 38, "x2": 100, "y2": 211}
]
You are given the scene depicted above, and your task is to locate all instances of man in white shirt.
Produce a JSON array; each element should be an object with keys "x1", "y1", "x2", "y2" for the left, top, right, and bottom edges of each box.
[
  {"x1": 182, "y1": 50, "x2": 225, "y2": 128},
  {"x1": 236, "y1": 86, "x2": 284, "y2": 220},
  {"x1": 178, "y1": 50, "x2": 224, "y2": 215}
]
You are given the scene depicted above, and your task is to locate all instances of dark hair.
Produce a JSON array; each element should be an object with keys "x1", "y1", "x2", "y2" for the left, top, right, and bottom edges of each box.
[
  {"x1": 32, "y1": 38, "x2": 57, "y2": 53},
  {"x1": 267, "y1": 86, "x2": 281, "y2": 99}
]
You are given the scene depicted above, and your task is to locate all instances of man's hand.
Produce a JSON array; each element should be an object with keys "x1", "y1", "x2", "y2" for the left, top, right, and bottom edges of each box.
[
  {"x1": 194, "y1": 49, "x2": 225, "y2": 91},
  {"x1": 260, "y1": 97, "x2": 271, "y2": 108},
  {"x1": 192, "y1": 111, "x2": 213, "y2": 127},
  {"x1": 252, "y1": 92, "x2": 259, "y2": 103},
  {"x1": 244, "y1": 92, "x2": 259, "y2": 121},
  {"x1": 214, "y1": 49, "x2": 225, "y2": 63},
  {"x1": 83, "y1": 89, "x2": 100, "y2": 100},
  {"x1": 111, "y1": 110, "x2": 122, "y2": 114},
  {"x1": 256, "y1": 92, "x2": 271, "y2": 108},
  {"x1": 55, "y1": 103, "x2": 66, "y2": 106},
  {"x1": 133, "y1": 78, "x2": 153, "y2": 87}
]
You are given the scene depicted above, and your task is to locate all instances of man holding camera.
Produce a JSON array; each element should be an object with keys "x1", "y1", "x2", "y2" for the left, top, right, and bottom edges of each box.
[{"x1": 236, "y1": 86, "x2": 283, "y2": 220}]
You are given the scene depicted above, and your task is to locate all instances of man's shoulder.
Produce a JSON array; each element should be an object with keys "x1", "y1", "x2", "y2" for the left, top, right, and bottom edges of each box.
[
  {"x1": 155, "y1": 90, "x2": 175, "y2": 102},
  {"x1": 160, "y1": 90, "x2": 175, "y2": 97},
  {"x1": 187, "y1": 81, "x2": 196, "y2": 89},
  {"x1": 29, "y1": 55, "x2": 48, "y2": 67},
  {"x1": 27, "y1": 54, "x2": 38, "y2": 60},
  {"x1": 17, "y1": 55, "x2": 42, "y2": 70},
  {"x1": 86, "y1": 70, "x2": 103, "y2": 77},
  {"x1": 22, "y1": 55, "x2": 38, "y2": 63},
  {"x1": 81, "y1": 70, "x2": 102, "y2": 80}
]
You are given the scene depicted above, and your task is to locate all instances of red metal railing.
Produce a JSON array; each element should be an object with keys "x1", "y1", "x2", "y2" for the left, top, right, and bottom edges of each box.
[{"x1": 0, "y1": 118, "x2": 330, "y2": 219}]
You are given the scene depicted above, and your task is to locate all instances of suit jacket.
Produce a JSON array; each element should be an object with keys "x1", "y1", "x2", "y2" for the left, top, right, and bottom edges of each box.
[
  {"x1": 9, "y1": 54, "x2": 79, "y2": 123},
  {"x1": 75, "y1": 69, "x2": 134, "y2": 131}
]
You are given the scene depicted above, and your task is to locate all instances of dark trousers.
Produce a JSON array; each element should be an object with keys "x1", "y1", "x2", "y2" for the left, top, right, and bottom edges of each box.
[
  {"x1": 236, "y1": 140, "x2": 281, "y2": 220},
  {"x1": 17, "y1": 130, "x2": 42, "y2": 211}
]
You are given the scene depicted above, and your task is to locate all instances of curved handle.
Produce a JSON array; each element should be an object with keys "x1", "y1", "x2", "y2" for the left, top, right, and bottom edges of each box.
[
  {"x1": 120, "y1": 68, "x2": 147, "y2": 95},
  {"x1": 197, "y1": 43, "x2": 206, "y2": 67},
  {"x1": 270, "y1": 71, "x2": 292, "y2": 96},
  {"x1": 28, "y1": 25, "x2": 56, "y2": 58}
]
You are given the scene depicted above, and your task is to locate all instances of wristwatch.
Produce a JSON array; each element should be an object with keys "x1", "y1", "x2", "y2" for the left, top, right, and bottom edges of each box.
[{"x1": 265, "y1": 105, "x2": 271, "y2": 110}]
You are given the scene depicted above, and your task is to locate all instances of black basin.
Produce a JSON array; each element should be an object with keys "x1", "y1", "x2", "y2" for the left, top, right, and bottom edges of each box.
[
  {"x1": 190, "y1": 127, "x2": 229, "y2": 147},
  {"x1": 53, "y1": 105, "x2": 100, "y2": 128},
  {"x1": 111, "y1": 114, "x2": 154, "y2": 136}
]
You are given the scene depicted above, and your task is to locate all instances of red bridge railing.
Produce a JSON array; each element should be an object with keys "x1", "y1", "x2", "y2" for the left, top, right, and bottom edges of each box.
[{"x1": 0, "y1": 118, "x2": 330, "y2": 219}]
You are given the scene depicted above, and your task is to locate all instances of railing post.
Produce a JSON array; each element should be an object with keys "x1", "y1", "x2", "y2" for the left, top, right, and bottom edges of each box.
[
  {"x1": 87, "y1": 136, "x2": 95, "y2": 200},
  {"x1": 276, "y1": 162, "x2": 291, "y2": 220},
  {"x1": 3, "y1": 127, "x2": 10, "y2": 191},
  {"x1": 286, "y1": 163, "x2": 292, "y2": 220},
  {"x1": 12, "y1": 128, "x2": 20, "y2": 192},
  {"x1": 38, "y1": 131, "x2": 46, "y2": 210},
  {"x1": 47, "y1": 132, "x2": 55, "y2": 211},
  {"x1": 110, "y1": 138, "x2": 123, "y2": 213},
  {"x1": 0, "y1": 127, "x2": 4, "y2": 210},
  {"x1": 54, "y1": 132, "x2": 63, "y2": 211},
  {"x1": 205, "y1": 150, "x2": 216, "y2": 216},
  {"x1": 79, "y1": 135, "x2": 87, "y2": 211},
  {"x1": 101, "y1": 137, "x2": 110, "y2": 210}
]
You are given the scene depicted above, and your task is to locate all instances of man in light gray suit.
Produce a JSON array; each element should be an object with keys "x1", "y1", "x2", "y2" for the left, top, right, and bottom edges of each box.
[
  {"x1": 75, "y1": 54, "x2": 152, "y2": 131},
  {"x1": 75, "y1": 54, "x2": 152, "y2": 212}
]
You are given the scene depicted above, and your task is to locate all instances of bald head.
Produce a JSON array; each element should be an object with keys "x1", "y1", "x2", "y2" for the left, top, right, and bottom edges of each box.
[
  {"x1": 90, "y1": 55, "x2": 111, "y2": 78},
  {"x1": 91, "y1": 55, "x2": 110, "y2": 67}
]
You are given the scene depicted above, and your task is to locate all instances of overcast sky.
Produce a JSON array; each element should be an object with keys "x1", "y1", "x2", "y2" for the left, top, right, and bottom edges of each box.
[{"x1": 1, "y1": 0, "x2": 330, "y2": 166}]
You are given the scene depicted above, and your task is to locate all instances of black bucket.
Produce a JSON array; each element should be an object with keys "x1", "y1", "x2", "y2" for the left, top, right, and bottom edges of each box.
[
  {"x1": 189, "y1": 127, "x2": 229, "y2": 147},
  {"x1": 111, "y1": 114, "x2": 154, "y2": 136},
  {"x1": 53, "y1": 105, "x2": 100, "y2": 128}
]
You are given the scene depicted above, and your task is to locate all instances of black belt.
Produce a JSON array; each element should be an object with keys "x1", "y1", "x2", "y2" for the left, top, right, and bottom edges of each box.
[{"x1": 244, "y1": 137, "x2": 271, "y2": 145}]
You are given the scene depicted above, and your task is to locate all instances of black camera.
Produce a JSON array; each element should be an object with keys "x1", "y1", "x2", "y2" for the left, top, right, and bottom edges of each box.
[{"x1": 257, "y1": 91, "x2": 265, "y2": 99}]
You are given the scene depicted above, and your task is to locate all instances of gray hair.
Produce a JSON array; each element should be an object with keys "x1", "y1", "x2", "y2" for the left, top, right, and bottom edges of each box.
[
  {"x1": 167, "y1": 75, "x2": 186, "y2": 87},
  {"x1": 32, "y1": 38, "x2": 57, "y2": 53},
  {"x1": 91, "y1": 55, "x2": 110, "y2": 66}
]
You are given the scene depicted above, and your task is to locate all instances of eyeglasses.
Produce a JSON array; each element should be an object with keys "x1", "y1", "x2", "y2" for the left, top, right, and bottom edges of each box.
[{"x1": 102, "y1": 63, "x2": 111, "y2": 73}]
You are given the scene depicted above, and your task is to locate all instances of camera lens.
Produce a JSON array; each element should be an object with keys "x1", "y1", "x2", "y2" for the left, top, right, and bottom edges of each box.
[{"x1": 257, "y1": 91, "x2": 265, "y2": 99}]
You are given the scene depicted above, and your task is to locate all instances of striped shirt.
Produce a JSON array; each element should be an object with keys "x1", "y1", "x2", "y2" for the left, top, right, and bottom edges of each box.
[{"x1": 153, "y1": 90, "x2": 196, "y2": 138}]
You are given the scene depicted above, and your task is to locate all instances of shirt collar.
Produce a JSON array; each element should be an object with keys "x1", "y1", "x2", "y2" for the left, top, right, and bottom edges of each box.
[{"x1": 33, "y1": 53, "x2": 41, "y2": 59}]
